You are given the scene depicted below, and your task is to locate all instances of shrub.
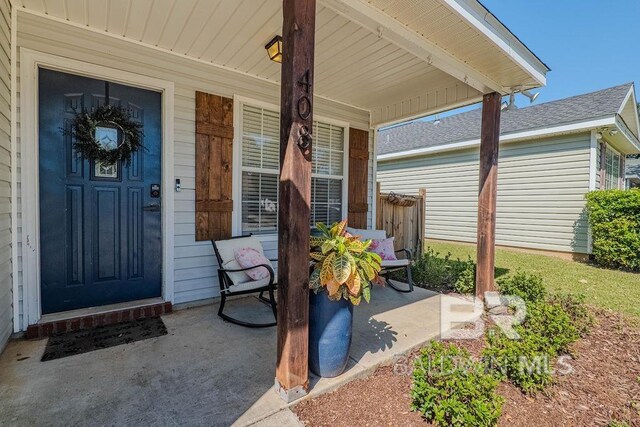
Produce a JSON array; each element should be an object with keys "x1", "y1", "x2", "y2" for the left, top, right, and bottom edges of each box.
[
  {"x1": 453, "y1": 259, "x2": 476, "y2": 295},
  {"x1": 403, "y1": 248, "x2": 477, "y2": 293},
  {"x1": 483, "y1": 298, "x2": 582, "y2": 394},
  {"x1": 524, "y1": 301, "x2": 580, "y2": 355},
  {"x1": 585, "y1": 189, "x2": 640, "y2": 271},
  {"x1": 412, "y1": 341, "x2": 503, "y2": 426},
  {"x1": 483, "y1": 272, "x2": 591, "y2": 394},
  {"x1": 483, "y1": 327, "x2": 553, "y2": 394},
  {"x1": 409, "y1": 248, "x2": 457, "y2": 292},
  {"x1": 496, "y1": 271, "x2": 546, "y2": 303},
  {"x1": 546, "y1": 293, "x2": 593, "y2": 337}
]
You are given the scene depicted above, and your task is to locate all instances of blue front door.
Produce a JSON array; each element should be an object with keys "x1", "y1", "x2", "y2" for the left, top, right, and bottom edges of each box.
[{"x1": 39, "y1": 69, "x2": 163, "y2": 314}]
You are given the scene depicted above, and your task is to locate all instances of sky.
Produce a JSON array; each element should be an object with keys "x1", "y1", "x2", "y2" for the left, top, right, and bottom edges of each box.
[{"x1": 414, "y1": 0, "x2": 640, "y2": 123}]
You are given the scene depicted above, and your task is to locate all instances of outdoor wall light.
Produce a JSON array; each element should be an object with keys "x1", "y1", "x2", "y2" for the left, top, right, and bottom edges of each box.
[{"x1": 265, "y1": 35, "x2": 283, "y2": 63}]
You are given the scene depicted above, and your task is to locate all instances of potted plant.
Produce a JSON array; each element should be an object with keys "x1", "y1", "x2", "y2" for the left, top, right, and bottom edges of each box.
[{"x1": 308, "y1": 220, "x2": 383, "y2": 377}]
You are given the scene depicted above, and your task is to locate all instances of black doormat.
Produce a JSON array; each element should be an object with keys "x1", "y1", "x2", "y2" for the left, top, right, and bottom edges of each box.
[{"x1": 41, "y1": 317, "x2": 168, "y2": 361}]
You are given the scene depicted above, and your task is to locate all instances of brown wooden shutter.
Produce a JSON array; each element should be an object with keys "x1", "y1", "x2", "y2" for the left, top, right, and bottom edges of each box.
[
  {"x1": 195, "y1": 92, "x2": 233, "y2": 241},
  {"x1": 348, "y1": 128, "x2": 369, "y2": 228},
  {"x1": 619, "y1": 155, "x2": 626, "y2": 189}
]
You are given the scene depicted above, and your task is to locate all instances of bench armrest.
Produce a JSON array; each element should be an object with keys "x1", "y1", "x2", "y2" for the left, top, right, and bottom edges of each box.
[
  {"x1": 218, "y1": 263, "x2": 276, "y2": 285},
  {"x1": 394, "y1": 248, "x2": 412, "y2": 261}
]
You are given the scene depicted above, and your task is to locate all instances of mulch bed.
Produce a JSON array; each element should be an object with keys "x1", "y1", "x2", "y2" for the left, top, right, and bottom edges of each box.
[{"x1": 294, "y1": 308, "x2": 640, "y2": 426}]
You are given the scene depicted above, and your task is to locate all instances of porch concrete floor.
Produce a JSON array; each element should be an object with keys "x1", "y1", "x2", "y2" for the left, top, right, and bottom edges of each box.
[{"x1": 0, "y1": 284, "x2": 451, "y2": 426}]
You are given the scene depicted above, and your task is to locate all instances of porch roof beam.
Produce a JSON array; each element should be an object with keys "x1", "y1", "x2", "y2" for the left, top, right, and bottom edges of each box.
[{"x1": 319, "y1": 0, "x2": 508, "y2": 95}]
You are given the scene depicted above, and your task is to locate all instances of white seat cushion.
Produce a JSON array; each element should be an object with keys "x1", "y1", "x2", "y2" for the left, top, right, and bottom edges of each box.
[
  {"x1": 215, "y1": 236, "x2": 276, "y2": 286},
  {"x1": 346, "y1": 227, "x2": 387, "y2": 241},
  {"x1": 381, "y1": 259, "x2": 410, "y2": 268},
  {"x1": 227, "y1": 276, "x2": 273, "y2": 293},
  {"x1": 227, "y1": 263, "x2": 278, "y2": 294},
  {"x1": 222, "y1": 259, "x2": 252, "y2": 286}
]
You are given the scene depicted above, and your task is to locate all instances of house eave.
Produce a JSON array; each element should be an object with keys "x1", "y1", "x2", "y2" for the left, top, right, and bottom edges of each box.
[
  {"x1": 442, "y1": 0, "x2": 549, "y2": 87},
  {"x1": 617, "y1": 84, "x2": 640, "y2": 139},
  {"x1": 614, "y1": 115, "x2": 640, "y2": 154}
]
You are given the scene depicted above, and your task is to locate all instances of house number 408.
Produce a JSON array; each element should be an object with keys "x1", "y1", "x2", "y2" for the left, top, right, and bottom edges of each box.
[{"x1": 297, "y1": 69, "x2": 312, "y2": 120}]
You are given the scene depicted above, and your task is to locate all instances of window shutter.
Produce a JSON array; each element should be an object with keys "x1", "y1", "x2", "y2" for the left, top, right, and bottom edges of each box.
[
  {"x1": 195, "y1": 92, "x2": 234, "y2": 241},
  {"x1": 348, "y1": 128, "x2": 369, "y2": 228},
  {"x1": 599, "y1": 142, "x2": 606, "y2": 190},
  {"x1": 619, "y1": 155, "x2": 626, "y2": 189}
]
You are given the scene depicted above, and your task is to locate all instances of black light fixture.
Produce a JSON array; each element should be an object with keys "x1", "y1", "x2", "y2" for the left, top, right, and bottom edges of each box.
[{"x1": 265, "y1": 35, "x2": 283, "y2": 63}]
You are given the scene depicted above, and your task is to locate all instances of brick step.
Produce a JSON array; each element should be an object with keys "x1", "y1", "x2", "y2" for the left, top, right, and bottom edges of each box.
[{"x1": 26, "y1": 301, "x2": 173, "y2": 339}]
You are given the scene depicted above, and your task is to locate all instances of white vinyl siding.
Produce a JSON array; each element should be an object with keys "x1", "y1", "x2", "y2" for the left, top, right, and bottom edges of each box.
[
  {"x1": 13, "y1": 12, "x2": 374, "y2": 327},
  {"x1": 377, "y1": 133, "x2": 593, "y2": 254},
  {"x1": 239, "y1": 104, "x2": 345, "y2": 234},
  {"x1": 0, "y1": 0, "x2": 11, "y2": 348}
]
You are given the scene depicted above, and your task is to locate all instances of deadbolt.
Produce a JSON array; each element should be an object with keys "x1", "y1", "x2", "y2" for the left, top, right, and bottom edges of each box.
[{"x1": 151, "y1": 184, "x2": 161, "y2": 198}]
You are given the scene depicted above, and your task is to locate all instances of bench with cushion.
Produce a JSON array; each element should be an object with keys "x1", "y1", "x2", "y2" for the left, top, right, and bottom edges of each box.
[
  {"x1": 346, "y1": 227, "x2": 414, "y2": 293},
  {"x1": 212, "y1": 235, "x2": 278, "y2": 327}
]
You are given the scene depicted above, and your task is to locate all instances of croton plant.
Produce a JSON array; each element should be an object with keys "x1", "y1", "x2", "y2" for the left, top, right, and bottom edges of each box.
[{"x1": 309, "y1": 221, "x2": 383, "y2": 305}]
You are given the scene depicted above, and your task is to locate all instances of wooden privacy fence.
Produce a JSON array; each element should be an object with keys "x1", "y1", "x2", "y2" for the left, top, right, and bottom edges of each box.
[{"x1": 375, "y1": 184, "x2": 426, "y2": 256}]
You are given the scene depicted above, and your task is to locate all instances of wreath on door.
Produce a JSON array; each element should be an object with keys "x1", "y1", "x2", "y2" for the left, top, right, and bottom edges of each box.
[{"x1": 65, "y1": 105, "x2": 144, "y2": 165}]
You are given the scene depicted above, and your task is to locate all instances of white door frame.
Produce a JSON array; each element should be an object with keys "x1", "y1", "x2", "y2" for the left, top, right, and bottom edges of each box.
[{"x1": 18, "y1": 48, "x2": 175, "y2": 330}]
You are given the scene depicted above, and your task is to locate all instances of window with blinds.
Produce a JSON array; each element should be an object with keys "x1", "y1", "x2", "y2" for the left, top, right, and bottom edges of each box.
[
  {"x1": 240, "y1": 103, "x2": 345, "y2": 234},
  {"x1": 605, "y1": 145, "x2": 621, "y2": 190}
]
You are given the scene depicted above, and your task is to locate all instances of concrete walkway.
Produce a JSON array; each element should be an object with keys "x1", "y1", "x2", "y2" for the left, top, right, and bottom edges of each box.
[{"x1": 0, "y1": 285, "x2": 450, "y2": 426}]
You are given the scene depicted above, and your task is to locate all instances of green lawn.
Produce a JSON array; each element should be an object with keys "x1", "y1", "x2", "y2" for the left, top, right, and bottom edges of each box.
[{"x1": 425, "y1": 240, "x2": 640, "y2": 318}]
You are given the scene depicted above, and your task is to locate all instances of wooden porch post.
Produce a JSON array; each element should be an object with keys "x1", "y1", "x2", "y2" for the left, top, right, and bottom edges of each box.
[
  {"x1": 275, "y1": 0, "x2": 316, "y2": 402},
  {"x1": 476, "y1": 92, "x2": 501, "y2": 299}
]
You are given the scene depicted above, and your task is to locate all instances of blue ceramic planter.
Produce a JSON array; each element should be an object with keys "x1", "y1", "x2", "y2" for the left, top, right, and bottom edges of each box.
[{"x1": 309, "y1": 290, "x2": 353, "y2": 378}]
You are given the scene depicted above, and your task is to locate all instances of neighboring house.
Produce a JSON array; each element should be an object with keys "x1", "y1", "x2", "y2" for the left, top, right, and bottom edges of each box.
[
  {"x1": 0, "y1": 0, "x2": 549, "y2": 353},
  {"x1": 377, "y1": 84, "x2": 640, "y2": 258},
  {"x1": 626, "y1": 157, "x2": 640, "y2": 188}
]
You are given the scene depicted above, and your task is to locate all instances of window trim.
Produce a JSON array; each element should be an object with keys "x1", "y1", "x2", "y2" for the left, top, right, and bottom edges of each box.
[
  {"x1": 604, "y1": 142, "x2": 622, "y2": 190},
  {"x1": 232, "y1": 95, "x2": 351, "y2": 240}
]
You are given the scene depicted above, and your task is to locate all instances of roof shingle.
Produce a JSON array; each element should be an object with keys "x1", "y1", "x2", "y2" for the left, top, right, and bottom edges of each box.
[{"x1": 378, "y1": 83, "x2": 633, "y2": 155}]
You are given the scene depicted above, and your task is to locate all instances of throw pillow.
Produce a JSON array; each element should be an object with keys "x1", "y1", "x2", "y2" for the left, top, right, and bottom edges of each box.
[
  {"x1": 369, "y1": 237, "x2": 397, "y2": 261},
  {"x1": 234, "y1": 248, "x2": 272, "y2": 281}
]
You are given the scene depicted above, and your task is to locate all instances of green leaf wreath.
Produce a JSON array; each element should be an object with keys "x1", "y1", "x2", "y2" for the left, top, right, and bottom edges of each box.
[{"x1": 66, "y1": 105, "x2": 144, "y2": 165}]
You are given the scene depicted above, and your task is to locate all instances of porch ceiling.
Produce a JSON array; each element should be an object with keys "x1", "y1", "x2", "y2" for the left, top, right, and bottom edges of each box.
[{"x1": 16, "y1": 0, "x2": 548, "y2": 126}]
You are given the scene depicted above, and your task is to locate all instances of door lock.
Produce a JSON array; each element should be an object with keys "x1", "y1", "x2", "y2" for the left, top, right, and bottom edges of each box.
[{"x1": 150, "y1": 184, "x2": 161, "y2": 198}]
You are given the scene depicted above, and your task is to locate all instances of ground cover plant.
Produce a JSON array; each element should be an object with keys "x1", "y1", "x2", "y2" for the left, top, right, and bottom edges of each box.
[{"x1": 411, "y1": 342, "x2": 503, "y2": 427}]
